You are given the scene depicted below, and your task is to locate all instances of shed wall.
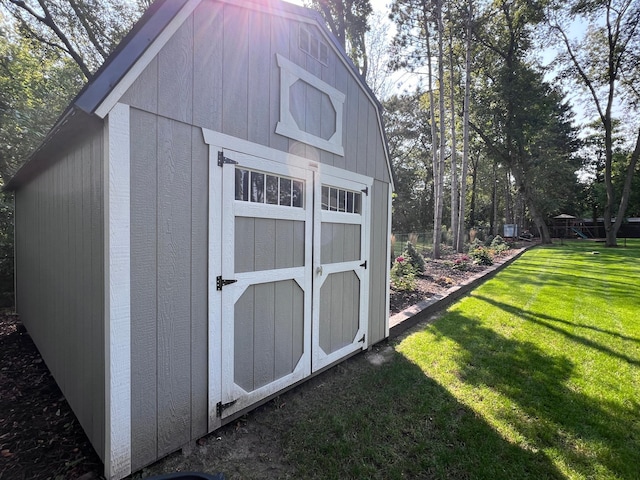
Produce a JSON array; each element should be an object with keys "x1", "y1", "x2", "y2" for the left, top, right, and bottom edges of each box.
[
  {"x1": 14, "y1": 129, "x2": 106, "y2": 460},
  {"x1": 129, "y1": 108, "x2": 209, "y2": 471},
  {"x1": 120, "y1": 0, "x2": 391, "y2": 185}
]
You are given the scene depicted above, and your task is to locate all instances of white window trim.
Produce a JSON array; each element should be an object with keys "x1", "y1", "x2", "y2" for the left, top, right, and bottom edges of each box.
[{"x1": 275, "y1": 54, "x2": 345, "y2": 156}]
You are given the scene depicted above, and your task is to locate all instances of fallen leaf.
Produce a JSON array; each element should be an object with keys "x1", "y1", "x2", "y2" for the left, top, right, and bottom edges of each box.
[{"x1": 1, "y1": 449, "x2": 13, "y2": 457}]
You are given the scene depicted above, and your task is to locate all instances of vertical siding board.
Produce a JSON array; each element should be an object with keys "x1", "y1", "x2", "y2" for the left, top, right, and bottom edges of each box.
[
  {"x1": 291, "y1": 279, "x2": 304, "y2": 366},
  {"x1": 14, "y1": 129, "x2": 107, "y2": 462},
  {"x1": 343, "y1": 224, "x2": 355, "y2": 262},
  {"x1": 330, "y1": 272, "x2": 344, "y2": 351},
  {"x1": 356, "y1": 91, "x2": 369, "y2": 176},
  {"x1": 234, "y1": 287, "x2": 255, "y2": 391},
  {"x1": 130, "y1": 109, "x2": 158, "y2": 469},
  {"x1": 235, "y1": 218, "x2": 255, "y2": 273},
  {"x1": 248, "y1": 11, "x2": 272, "y2": 146},
  {"x1": 344, "y1": 74, "x2": 359, "y2": 174},
  {"x1": 331, "y1": 62, "x2": 347, "y2": 171},
  {"x1": 190, "y1": 127, "x2": 209, "y2": 439},
  {"x1": 343, "y1": 271, "x2": 357, "y2": 344},
  {"x1": 367, "y1": 106, "x2": 383, "y2": 179},
  {"x1": 368, "y1": 181, "x2": 388, "y2": 344},
  {"x1": 158, "y1": 17, "x2": 193, "y2": 124},
  {"x1": 321, "y1": 222, "x2": 332, "y2": 264},
  {"x1": 317, "y1": 35, "x2": 334, "y2": 168},
  {"x1": 274, "y1": 281, "x2": 293, "y2": 378},
  {"x1": 193, "y1": 2, "x2": 224, "y2": 131},
  {"x1": 222, "y1": 5, "x2": 249, "y2": 139},
  {"x1": 287, "y1": 20, "x2": 306, "y2": 156},
  {"x1": 366, "y1": 106, "x2": 378, "y2": 179},
  {"x1": 253, "y1": 283, "x2": 276, "y2": 389},
  {"x1": 121, "y1": 57, "x2": 159, "y2": 114},
  {"x1": 292, "y1": 220, "x2": 305, "y2": 267},
  {"x1": 91, "y1": 131, "x2": 106, "y2": 457},
  {"x1": 157, "y1": 118, "x2": 192, "y2": 456},
  {"x1": 254, "y1": 218, "x2": 276, "y2": 271},
  {"x1": 275, "y1": 220, "x2": 294, "y2": 268},
  {"x1": 269, "y1": 14, "x2": 289, "y2": 152},
  {"x1": 318, "y1": 275, "x2": 331, "y2": 353}
]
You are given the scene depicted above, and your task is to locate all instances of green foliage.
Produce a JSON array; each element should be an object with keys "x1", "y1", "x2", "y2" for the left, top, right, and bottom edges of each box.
[
  {"x1": 0, "y1": 29, "x2": 84, "y2": 181},
  {"x1": 390, "y1": 255, "x2": 416, "y2": 291},
  {"x1": 469, "y1": 245, "x2": 493, "y2": 266},
  {"x1": 403, "y1": 241, "x2": 425, "y2": 273},
  {"x1": 0, "y1": 191, "x2": 13, "y2": 307},
  {"x1": 490, "y1": 235, "x2": 510, "y2": 254}
]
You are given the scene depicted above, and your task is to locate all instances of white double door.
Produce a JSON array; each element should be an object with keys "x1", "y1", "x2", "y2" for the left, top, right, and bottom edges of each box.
[{"x1": 213, "y1": 148, "x2": 371, "y2": 419}]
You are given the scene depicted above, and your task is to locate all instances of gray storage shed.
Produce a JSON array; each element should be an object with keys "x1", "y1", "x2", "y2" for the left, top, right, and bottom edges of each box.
[{"x1": 6, "y1": 0, "x2": 393, "y2": 478}]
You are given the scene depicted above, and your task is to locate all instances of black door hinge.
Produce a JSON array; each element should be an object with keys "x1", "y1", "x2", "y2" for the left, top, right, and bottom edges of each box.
[
  {"x1": 360, "y1": 260, "x2": 367, "y2": 269},
  {"x1": 361, "y1": 186, "x2": 369, "y2": 195},
  {"x1": 218, "y1": 151, "x2": 238, "y2": 167},
  {"x1": 216, "y1": 399, "x2": 237, "y2": 417},
  {"x1": 358, "y1": 333, "x2": 366, "y2": 343},
  {"x1": 216, "y1": 275, "x2": 237, "y2": 290}
]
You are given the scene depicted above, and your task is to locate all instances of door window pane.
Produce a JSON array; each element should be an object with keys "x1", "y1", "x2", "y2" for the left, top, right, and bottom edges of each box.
[
  {"x1": 234, "y1": 167, "x2": 304, "y2": 208},
  {"x1": 235, "y1": 169, "x2": 249, "y2": 201},
  {"x1": 320, "y1": 185, "x2": 362, "y2": 215},
  {"x1": 292, "y1": 180, "x2": 304, "y2": 208},
  {"x1": 266, "y1": 175, "x2": 279, "y2": 204},
  {"x1": 251, "y1": 172, "x2": 264, "y2": 203}
]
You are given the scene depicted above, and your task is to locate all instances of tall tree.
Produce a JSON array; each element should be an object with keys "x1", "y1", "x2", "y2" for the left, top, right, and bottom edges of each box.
[
  {"x1": 471, "y1": 0, "x2": 573, "y2": 244},
  {"x1": 0, "y1": 25, "x2": 83, "y2": 181},
  {"x1": 1, "y1": 0, "x2": 142, "y2": 78},
  {"x1": 547, "y1": 0, "x2": 640, "y2": 246},
  {"x1": 456, "y1": 0, "x2": 473, "y2": 252},
  {"x1": 307, "y1": 0, "x2": 372, "y2": 76}
]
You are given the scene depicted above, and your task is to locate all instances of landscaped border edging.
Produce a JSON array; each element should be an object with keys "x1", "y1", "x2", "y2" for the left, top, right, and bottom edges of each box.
[{"x1": 389, "y1": 245, "x2": 535, "y2": 338}]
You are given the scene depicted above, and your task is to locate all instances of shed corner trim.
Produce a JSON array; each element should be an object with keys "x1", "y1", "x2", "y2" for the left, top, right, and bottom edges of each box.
[{"x1": 104, "y1": 102, "x2": 132, "y2": 480}]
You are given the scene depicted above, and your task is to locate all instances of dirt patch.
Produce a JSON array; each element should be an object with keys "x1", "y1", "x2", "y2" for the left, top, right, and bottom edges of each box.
[{"x1": 0, "y1": 247, "x2": 524, "y2": 479}]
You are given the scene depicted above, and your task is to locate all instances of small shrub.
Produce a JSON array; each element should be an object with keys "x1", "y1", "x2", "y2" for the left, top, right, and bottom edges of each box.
[
  {"x1": 435, "y1": 276, "x2": 454, "y2": 286},
  {"x1": 390, "y1": 256, "x2": 417, "y2": 291},
  {"x1": 404, "y1": 241, "x2": 426, "y2": 273},
  {"x1": 490, "y1": 235, "x2": 510, "y2": 255},
  {"x1": 452, "y1": 255, "x2": 471, "y2": 271},
  {"x1": 469, "y1": 245, "x2": 494, "y2": 266},
  {"x1": 490, "y1": 235, "x2": 505, "y2": 247}
]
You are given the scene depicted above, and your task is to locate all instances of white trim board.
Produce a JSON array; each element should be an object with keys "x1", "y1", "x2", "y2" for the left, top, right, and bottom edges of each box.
[{"x1": 104, "y1": 103, "x2": 132, "y2": 480}]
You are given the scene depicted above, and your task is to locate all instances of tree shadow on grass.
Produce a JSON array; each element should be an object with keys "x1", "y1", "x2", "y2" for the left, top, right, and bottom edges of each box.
[
  {"x1": 428, "y1": 311, "x2": 640, "y2": 480},
  {"x1": 473, "y1": 294, "x2": 640, "y2": 365},
  {"x1": 278, "y1": 345, "x2": 564, "y2": 480}
]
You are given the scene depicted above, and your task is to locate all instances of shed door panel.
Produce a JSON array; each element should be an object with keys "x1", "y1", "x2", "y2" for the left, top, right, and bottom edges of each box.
[
  {"x1": 219, "y1": 151, "x2": 313, "y2": 418},
  {"x1": 216, "y1": 148, "x2": 371, "y2": 419},
  {"x1": 312, "y1": 175, "x2": 370, "y2": 372}
]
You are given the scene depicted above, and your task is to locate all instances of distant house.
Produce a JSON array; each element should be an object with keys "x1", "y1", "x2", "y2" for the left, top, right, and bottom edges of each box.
[{"x1": 6, "y1": 0, "x2": 393, "y2": 478}]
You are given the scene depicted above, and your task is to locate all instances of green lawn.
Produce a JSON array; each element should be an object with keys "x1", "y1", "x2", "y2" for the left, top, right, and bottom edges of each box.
[{"x1": 284, "y1": 241, "x2": 640, "y2": 479}]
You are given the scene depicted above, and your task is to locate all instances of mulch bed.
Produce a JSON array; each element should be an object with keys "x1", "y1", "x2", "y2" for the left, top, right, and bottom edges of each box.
[
  {"x1": 0, "y1": 313, "x2": 103, "y2": 480},
  {"x1": 389, "y1": 251, "x2": 502, "y2": 315},
  {"x1": 0, "y1": 247, "x2": 519, "y2": 479}
]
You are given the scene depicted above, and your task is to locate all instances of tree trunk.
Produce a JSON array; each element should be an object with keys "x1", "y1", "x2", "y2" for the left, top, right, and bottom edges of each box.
[
  {"x1": 425, "y1": 11, "x2": 441, "y2": 259},
  {"x1": 434, "y1": 0, "x2": 446, "y2": 258},
  {"x1": 610, "y1": 127, "x2": 640, "y2": 240},
  {"x1": 456, "y1": 0, "x2": 473, "y2": 253},
  {"x1": 448, "y1": 5, "x2": 458, "y2": 251}
]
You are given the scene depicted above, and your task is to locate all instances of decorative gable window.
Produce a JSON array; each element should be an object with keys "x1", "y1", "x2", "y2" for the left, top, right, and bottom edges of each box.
[
  {"x1": 276, "y1": 54, "x2": 345, "y2": 156},
  {"x1": 299, "y1": 26, "x2": 329, "y2": 65}
]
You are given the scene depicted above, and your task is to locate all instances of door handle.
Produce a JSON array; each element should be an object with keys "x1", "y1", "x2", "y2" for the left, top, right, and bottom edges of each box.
[{"x1": 316, "y1": 266, "x2": 323, "y2": 276}]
